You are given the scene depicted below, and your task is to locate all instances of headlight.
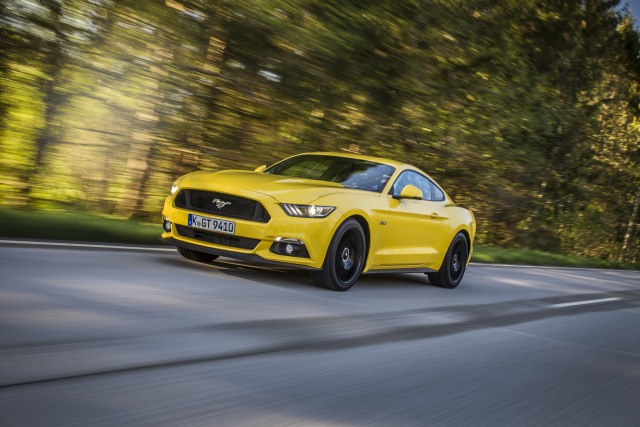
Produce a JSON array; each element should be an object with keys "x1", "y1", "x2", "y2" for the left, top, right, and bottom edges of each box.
[
  {"x1": 170, "y1": 183, "x2": 179, "y2": 195},
  {"x1": 281, "y1": 204, "x2": 335, "y2": 218}
]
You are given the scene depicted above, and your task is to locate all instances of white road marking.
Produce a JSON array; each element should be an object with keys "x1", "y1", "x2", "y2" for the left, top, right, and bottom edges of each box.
[
  {"x1": 549, "y1": 297, "x2": 621, "y2": 308},
  {"x1": 0, "y1": 239, "x2": 174, "y2": 252}
]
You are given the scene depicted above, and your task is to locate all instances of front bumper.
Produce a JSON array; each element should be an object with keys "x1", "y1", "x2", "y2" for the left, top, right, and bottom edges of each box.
[
  {"x1": 161, "y1": 193, "x2": 339, "y2": 269},
  {"x1": 162, "y1": 237, "x2": 319, "y2": 270}
]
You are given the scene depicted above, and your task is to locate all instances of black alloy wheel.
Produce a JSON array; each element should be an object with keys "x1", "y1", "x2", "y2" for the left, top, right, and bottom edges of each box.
[
  {"x1": 312, "y1": 219, "x2": 366, "y2": 291},
  {"x1": 427, "y1": 233, "x2": 468, "y2": 289},
  {"x1": 177, "y1": 246, "x2": 219, "y2": 263}
]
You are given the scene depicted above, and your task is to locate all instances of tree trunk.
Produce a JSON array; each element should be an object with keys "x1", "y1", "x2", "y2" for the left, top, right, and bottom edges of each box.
[
  {"x1": 619, "y1": 191, "x2": 640, "y2": 263},
  {"x1": 27, "y1": 1, "x2": 66, "y2": 204}
]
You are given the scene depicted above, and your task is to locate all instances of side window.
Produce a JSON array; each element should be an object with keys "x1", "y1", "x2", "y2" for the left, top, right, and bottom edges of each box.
[
  {"x1": 430, "y1": 182, "x2": 445, "y2": 201},
  {"x1": 391, "y1": 171, "x2": 432, "y2": 201}
]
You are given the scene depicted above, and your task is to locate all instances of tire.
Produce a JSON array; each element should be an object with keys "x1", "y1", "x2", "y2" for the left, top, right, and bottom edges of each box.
[
  {"x1": 177, "y1": 246, "x2": 219, "y2": 263},
  {"x1": 427, "y1": 233, "x2": 468, "y2": 289},
  {"x1": 311, "y1": 219, "x2": 366, "y2": 291}
]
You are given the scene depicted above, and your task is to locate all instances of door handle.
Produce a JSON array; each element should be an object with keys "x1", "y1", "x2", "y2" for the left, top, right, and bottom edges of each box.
[{"x1": 431, "y1": 212, "x2": 439, "y2": 219}]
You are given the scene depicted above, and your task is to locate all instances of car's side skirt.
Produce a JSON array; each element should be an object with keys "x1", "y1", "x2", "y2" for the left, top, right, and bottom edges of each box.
[{"x1": 364, "y1": 267, "x2": 438, "y2": 275}]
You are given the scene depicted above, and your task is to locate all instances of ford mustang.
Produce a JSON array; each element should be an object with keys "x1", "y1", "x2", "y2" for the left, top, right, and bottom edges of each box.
[{"x1": 162, "y1": 152, "x2": 475, "y2": 291}]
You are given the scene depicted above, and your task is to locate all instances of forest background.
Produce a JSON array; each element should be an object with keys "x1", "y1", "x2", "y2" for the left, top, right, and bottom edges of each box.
[{"x1": 1, "y1": 0, "x2": 639, "y2": 264}]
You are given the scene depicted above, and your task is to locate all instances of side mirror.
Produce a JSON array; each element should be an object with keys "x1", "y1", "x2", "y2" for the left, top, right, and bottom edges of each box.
[
  {"x1": 395, "y1": 184, "x2": 423, "y2": 200},
  {"x1": 254, "y1": 165, "x2": 267, "y2": 173}
]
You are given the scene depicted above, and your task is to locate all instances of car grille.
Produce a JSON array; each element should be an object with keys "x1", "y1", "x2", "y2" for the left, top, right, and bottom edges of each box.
[
  {"x1": 174, "y1": 190, "x2": 271, "y2": 223},
  {"x1": 176, "y1": 225, "x2": 260, "y2": 250}
]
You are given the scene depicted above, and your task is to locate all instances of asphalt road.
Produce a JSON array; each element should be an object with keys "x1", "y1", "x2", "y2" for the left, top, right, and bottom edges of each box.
[{"x1": 1, "y1": 242, "x2": 639, "y2": 426}]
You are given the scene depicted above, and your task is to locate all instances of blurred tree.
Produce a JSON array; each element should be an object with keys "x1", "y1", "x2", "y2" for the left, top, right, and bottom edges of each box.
[
  {"x1": 0, "y1": 0, "x2": 638, "y2": 263},
  {"x1": 584, "y1": 10, "x2": 640, "y2": 262},
  {"x1": 0, "y1": 0, "x2": 8, "y2": 126}
]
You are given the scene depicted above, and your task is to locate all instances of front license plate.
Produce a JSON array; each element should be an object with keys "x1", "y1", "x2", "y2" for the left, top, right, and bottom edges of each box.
[{"x1": 188, "y1": 213, "x2": 235, "y2": 235}]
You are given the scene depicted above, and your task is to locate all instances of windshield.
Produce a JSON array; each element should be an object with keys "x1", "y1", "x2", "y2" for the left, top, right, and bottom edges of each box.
[{"x1": 265, "y1": 154, "x2": 395, "y2": 193}]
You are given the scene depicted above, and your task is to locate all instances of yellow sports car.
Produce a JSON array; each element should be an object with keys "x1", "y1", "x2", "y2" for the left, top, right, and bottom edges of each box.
[{"x1": 162, "y1": 152, "x2": 475, "y2": 291}]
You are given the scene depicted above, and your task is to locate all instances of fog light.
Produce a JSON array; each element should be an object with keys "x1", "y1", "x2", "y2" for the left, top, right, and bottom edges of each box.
[
  {"x1": 163, "y1": 219, "x2": 172, "y2": 232},
  {"x1": 270, "y1": 237, "x2": 310, "y2": 258}
]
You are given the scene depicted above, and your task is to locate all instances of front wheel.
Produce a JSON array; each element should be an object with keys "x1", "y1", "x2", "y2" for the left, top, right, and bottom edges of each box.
[
  {"x1": 427, "y1": 233, "x2": 468, "y2": 289},
  {"x1": 311, "y1": 219, "x2": 366, "y2": 291},
  {"x1": 177, "y1": 246, "x2": 219, "y2": 263}
]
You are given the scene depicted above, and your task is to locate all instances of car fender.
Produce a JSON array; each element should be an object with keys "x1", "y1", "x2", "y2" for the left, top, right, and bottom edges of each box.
[{"x1": 312, "y1": 192, "x2": 389, "y2": 270}]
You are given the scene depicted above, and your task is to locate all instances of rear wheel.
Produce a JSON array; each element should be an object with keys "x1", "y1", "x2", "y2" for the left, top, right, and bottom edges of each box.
[
  {"x1": 311, "y1": 219, "x2": 366, "y2": 291},
  {"x1": 427, "y1": 233, "x2": 468, "y2": 289},
  {"x1": 177, "y1": 247, "x2": 219, "y2": 263}
]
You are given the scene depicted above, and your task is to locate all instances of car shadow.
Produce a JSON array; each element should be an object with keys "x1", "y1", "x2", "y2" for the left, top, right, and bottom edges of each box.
[
  {"x1": 160, "y1": 255, "x2": 435, "y2": 291},
  {"x1": 161, "y1": 256, "x2": 319, "y2": 290}
]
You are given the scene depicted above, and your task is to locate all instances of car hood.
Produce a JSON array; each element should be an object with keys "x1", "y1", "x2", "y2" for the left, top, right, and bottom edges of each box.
[{"x1": 178, "y1": 170, "x2": 350, "y2": 204}]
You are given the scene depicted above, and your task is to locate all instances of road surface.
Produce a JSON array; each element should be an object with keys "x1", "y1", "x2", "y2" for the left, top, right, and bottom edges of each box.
[{"x1": 1, "y1": 242, "x2": 639, "y2": 426}]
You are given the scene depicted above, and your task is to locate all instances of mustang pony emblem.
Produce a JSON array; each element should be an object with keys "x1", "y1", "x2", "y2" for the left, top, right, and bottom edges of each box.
[{"x1": 211, "y1": 198, "x2": 231, "y2": 209}]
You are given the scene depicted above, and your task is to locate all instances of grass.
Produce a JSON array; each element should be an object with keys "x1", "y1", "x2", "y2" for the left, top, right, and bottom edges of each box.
[
  {"x1": 472, "y1": 245, "x2": 637, "y2": 270},
  {"x1": 0, "y1": 208, "x2": 160, "y2": 245},
  {"x1": 0, "y1": 208, "x2": 636, "y2": 269}
]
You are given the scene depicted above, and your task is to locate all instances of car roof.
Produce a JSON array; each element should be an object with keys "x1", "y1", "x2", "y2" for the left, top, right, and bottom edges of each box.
[{"x1": 297, "y1": 151, "x2": 410, "y2": 169}]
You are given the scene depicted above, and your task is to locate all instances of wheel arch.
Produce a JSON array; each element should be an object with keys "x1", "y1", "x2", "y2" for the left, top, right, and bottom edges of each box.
[
  {"x1": 453, "y1": 226, "x2": 472, "y2": 265},
  {"x1": 347, "y1": 214, "x2": 371, "y2": 260},
  {"x1": 457, "y1": 228, "x2": 471, "y2": 250}
]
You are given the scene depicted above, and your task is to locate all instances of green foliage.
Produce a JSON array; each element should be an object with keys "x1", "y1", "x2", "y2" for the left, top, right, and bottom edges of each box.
[
  {"x1": 0, "y1": 0, "x2": 639, "y2": 264},
  {"x1": 473, "y1": 245, "x2": 638, "y2": 270},
  {"x1": 0, "y1": 208, "x2": 160, "y2": 245}
]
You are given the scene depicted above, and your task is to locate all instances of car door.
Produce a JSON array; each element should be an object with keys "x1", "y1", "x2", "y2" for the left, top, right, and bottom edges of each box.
[{"x1": 381, "y1": 171, "x2": 449, "y2": 267}]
